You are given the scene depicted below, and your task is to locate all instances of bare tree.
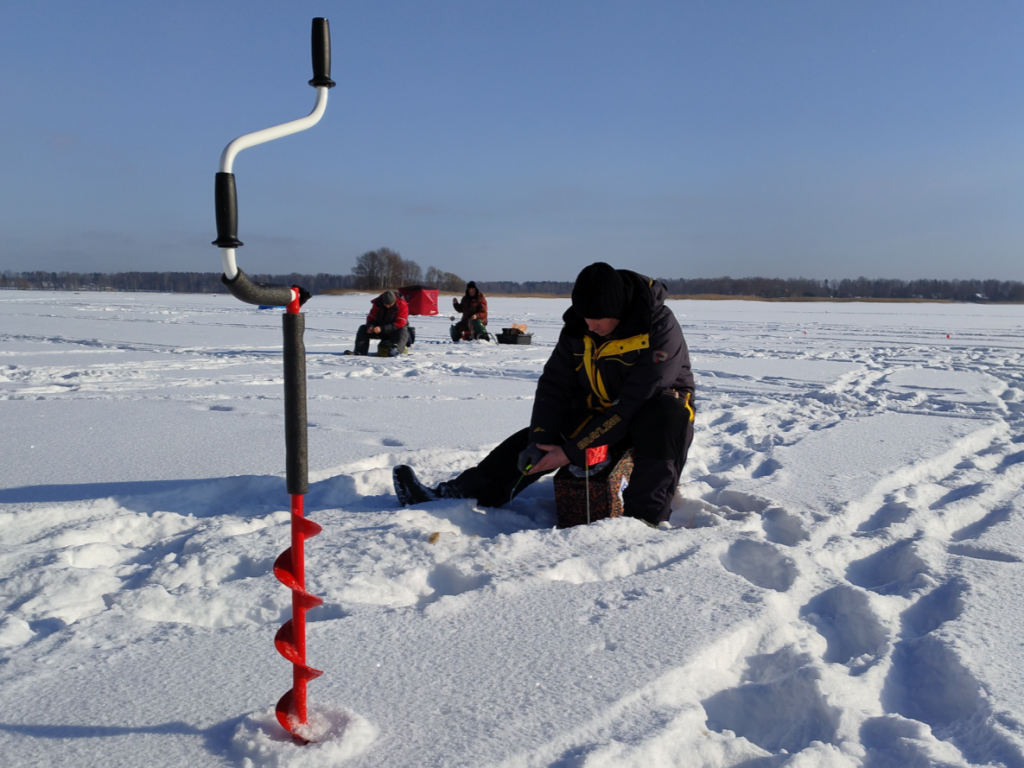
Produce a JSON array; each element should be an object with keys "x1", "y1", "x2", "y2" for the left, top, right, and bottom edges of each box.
[
  {"x1": 352, "y1": 249, "x2": 386, "y2": 289},
  {"x1": 351, "y1": 248, "x2": 425, "y2": 289},
  {"x1": 396, "y1": 256, "x2": 423, "y2": 287},
  {"x1": 424, "y1": 266, "x2": 465, "y2": 292}
]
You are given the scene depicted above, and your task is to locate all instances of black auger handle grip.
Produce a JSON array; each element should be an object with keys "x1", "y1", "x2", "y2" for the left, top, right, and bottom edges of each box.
[
  {"x1": 221, "y1": 268, "x2": 296, "y2": 307},
  {"x1": 213, "y1": 172, "x2": 243, "y2": 249},
  {"x1": 309, "y1": 18, "x2": 336, "y2": 89}
]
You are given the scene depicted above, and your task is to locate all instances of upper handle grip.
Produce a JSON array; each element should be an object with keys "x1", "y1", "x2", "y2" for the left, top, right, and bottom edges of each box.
[
  {"x1": 309, "y1": 18, "x2": 336, "y2": 89},
  {"x1": 213, "y1": 172, "x2": 243, "y2": 249}
]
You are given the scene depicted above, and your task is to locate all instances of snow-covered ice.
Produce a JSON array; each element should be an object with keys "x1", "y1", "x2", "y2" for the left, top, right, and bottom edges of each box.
[{"x1": 2, "y1": 291, "x2": 1024, "y2": 767}]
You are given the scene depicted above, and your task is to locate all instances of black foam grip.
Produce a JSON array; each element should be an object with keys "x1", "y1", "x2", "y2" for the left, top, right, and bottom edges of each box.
[
  {"x1": 213, "y1": 172, "x2": 243, "y2": 248},
  {"x1": 309, "y1": 18, "x2": 336, "y2": 88},
  {"x1": 221, "y1": 268, "x2": 295, "y2": 307},
  {"x1": 283, "y1": 313, "x2": 309, "y2": 495}
]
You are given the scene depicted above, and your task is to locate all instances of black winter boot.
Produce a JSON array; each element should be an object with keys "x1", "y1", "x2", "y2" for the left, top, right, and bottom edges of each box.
[
  {"x1": 393, "y1": 465, "x2": 436, "y2": 506},
  {"x1": 394, "y1": 466, "x2": 472, "y2": 506}
]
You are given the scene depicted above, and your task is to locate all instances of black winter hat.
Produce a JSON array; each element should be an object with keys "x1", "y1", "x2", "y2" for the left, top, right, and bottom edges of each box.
[
  {"x1": 466, "y1": 281, "x2": 478, "y2": 292},
  {"x1": 381, "y1": 290, "x2": 396, "y2": 305},
  {"x1": 572, "y1": 262, "x2": 626, "y2": 319}
]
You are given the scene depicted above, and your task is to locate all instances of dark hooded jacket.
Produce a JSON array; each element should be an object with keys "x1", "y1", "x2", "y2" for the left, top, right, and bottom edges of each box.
[
  {"x1": 529, "y1": 270, "x2": 694, "y2": 466},
  {"x1": 453, "y1": 284, "x2": 488, "y2": 326}
]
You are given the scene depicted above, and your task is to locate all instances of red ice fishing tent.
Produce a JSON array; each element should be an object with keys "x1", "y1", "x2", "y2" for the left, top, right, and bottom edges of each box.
[{"x1": 397, "y1": 285, "x2": 439, "y2": 315}]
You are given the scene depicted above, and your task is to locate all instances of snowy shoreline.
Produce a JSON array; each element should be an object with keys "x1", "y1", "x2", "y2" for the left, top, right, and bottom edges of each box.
[{"x1": 2, "y1": 291, "x2": 1023, "y2": 767}]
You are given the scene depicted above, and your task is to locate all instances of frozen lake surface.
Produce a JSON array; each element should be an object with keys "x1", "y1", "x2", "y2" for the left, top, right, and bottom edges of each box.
[{"x1": 2, "y1": 291, "x2": 1024, "y2": 767}]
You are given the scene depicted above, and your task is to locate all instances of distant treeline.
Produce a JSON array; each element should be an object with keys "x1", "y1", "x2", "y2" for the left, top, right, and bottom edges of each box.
[
  {"x1": 657, "y1": 276, "x2": 1024, "y2": 302},
  {"x1": 467, "y1": 276, "x2": 1024, "y2": 302},
  {"x1": 0, "y1": 270, "x2": 360, "y2": 294},
  {"x1": 2, "y1": 270, "x2": 1023, "y2": 302}
]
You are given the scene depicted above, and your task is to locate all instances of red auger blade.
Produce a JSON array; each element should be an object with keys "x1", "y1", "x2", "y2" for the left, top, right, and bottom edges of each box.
[
  {"x1": 274, "y1": 619, "x2": 326, "y2": 665},
  {"x1": 297, "y1": 515, "x2": 323, "y2": 538},
  {"x1": 273, "y1": 493, "x2": 323, "y2": 737}
]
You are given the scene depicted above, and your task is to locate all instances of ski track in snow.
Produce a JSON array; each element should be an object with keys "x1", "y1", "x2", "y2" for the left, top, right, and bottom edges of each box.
[{"x1": 1, "y1": 292, "x2": 1024, "y2": 767}]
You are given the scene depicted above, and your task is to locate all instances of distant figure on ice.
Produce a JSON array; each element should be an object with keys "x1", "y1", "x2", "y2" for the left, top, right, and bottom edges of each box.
[
  {"x1": 353, "y1": 290, "x2": 409, "y2": 356},
  {"x1": 450, "y1": 281, "x2": 490, "y2": 342},
  {"x1": 394, "y1": 262, "x2": 695, "y2": 527}
]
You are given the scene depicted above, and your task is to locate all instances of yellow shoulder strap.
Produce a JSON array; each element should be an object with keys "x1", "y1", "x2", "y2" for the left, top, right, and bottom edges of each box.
[{"x1": 582, "y1": 337, "x2": 612, "y2": 408}]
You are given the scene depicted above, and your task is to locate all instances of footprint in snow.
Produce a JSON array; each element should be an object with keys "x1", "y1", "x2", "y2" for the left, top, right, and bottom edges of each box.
[
  {"x1": 899, "y1": 578, "x2": 966, "y2": 639},
  {"x1": 880, "y1": 635, "x2": 982, "y2": 737},
  {"x1": 999, "y1": 450, "x2": 1024, "y2": 468},
  {"x1": 845, "y1": 539, "x2": 932, "y2": 597},
  {"x1": 709, "y1": 411, "x2": 736, "y2": 427},
  {"x1": 713, "y1": 489, "x2": 770, "y2": 514},
  {"x1": 702, "y1": 647, "x2": 841, "y2": 754},
  {"x1": 857, "y1": 499, "x2": 914, "y2": 533},
  {"x1": 875, "y1": 578, "x2": 1024, "y2": 765},
  {"x1": 859, "y1": 715, "x2": 960, "y2": 768},
  {"x1": 800, "y1": 585, "x2": 888, "y2": 668},
  {"x1": 720, "y1": 539, "x2": 798, "y2": 592},
  {"x1": 751, "y1": 457, "x2": 782, "y2": 478},
  {"x1": 761, "y1": 507, "x2": 808, "y2": 547},
  {"x1": 928, "y1": 481, "x2": 987, "y2": 510},
  {"x1": 951, "y1": 505, "x2": 1013, "y2": 542},
  {"x1": 418, "y1": 562, "x2": 491, "y2": 608},
  {"x1": 946, "y1": 543, "x2": 1021, "y2": 563}
]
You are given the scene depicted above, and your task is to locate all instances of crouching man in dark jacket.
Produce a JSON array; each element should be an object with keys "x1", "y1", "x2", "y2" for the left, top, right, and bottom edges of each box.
[
  {"x1": 353, "y1": 290, "x2": 410, "y2": 356},
  {"x1": 394, "y1": 262, "x2": 695, "y2": 526},
  {"x1": 451, "y1": 281, "x2": 490, "y2": 341}
]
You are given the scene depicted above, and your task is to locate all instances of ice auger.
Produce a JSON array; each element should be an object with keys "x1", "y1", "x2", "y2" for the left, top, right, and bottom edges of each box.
[{"x1": 211, "y1": 18, "x2": 335, "y2": 741}]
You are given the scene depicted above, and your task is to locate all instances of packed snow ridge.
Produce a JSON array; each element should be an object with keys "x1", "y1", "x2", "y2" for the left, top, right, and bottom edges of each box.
[{"x1": 2, "y1": 292, "x2": 1024, "y2": 767}]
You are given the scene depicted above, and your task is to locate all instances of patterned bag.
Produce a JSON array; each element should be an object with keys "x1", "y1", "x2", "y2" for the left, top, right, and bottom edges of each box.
[{"x1": 554, "y1": 448, "x2": 634, "y2": 528}]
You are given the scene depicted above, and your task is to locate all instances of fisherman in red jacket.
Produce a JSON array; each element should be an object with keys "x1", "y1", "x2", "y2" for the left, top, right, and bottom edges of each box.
[
  {"x1": 394, "y1": 262, "x2": 696, "y2": 526},
  {"x1": 353, "y1": 290, "x2": 410, "y2": 356},
  {"x1": 450, "y1": 282, "x2": 490, "y2": 342}
]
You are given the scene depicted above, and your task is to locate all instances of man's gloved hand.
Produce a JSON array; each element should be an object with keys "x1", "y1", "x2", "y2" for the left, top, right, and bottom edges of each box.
[{"x1": 517, "y1": 443, "x2": 546, "y2": 473}]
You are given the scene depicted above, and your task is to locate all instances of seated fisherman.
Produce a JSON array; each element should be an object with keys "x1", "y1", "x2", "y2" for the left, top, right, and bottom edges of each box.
[
  {"x1": 451, "y1": 281, "x2": 490, "y2": 341},
  {"x1": 354, "y1": 290, "x2": 410, "y2": 356},
  {"x1": 394, "y1": 262, "x2": 695, "y2": 527}
]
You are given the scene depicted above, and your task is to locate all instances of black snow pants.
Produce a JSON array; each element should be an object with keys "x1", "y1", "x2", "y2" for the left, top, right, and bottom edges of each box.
[
  {"x1": 449, "y1": 392, "x2": 695, "y2": 524},
  {"x1": 355, "y1": 324, "x2": 410, "y2": 355}
]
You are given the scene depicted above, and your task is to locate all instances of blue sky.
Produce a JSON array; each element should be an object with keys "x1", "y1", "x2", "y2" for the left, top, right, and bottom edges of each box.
[{"x1": 2, "y1": 1, "x2": 1023, "y2": 283}]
